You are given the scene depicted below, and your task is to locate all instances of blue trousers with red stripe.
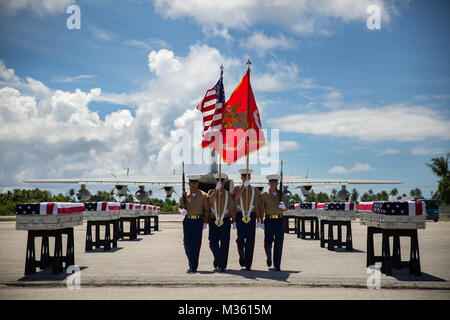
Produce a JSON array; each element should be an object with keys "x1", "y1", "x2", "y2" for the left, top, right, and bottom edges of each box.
[
  {"x1": 183, "y1": 218, "x2": 203, "y2": 270},
  {"x1": 236, "y1": 212, "x2": 256, "y2": 268},
  {"x1": 209, "y1": 218, "x2": 231, "y2": 269},
  {"x1": 264, "y1": 217, "x2": 285, "y2": 269}
]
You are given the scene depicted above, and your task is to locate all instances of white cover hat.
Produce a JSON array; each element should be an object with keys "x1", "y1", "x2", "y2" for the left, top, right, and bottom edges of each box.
[
  {"x1": 213, "y1": 173, "x2": 228, "y2": 180},
  {"x1": 187, "y1": 175, "x2": 201, "y2": 181},
  {"x1": 266, "y1": 174, "x2": 281, "y2": 181},
  {"x1": 239, "y1": 169, "x2": 253, "y2": 175}
]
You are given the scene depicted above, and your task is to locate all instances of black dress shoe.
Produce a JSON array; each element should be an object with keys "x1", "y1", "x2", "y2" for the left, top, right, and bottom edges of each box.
[
  {"x1": 274, "y1": 267, "x2": 281, "y2": 272},
  {"x1": 187, "y1": 267, "x2": 197, "y2": 273},
  {"x1": 213, "y1": 259, "x2": 218, "y2": 269},
  {"x1": 267, "y1": 258, "x2": 272, "y2": 267},
  {"x1": 245, "y1": 266, "x2": 251, "y2": 271},
  {"x1": 239, "y1": 256, "x2": 245, "y2": 267},
  {"x1": 219, "y1": 268, "x2": 226, "y2": 272}
]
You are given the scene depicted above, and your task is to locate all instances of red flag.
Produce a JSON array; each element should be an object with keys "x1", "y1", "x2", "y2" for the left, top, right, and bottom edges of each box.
[{"x1": 221, "y1": 68, "x2": 266, "y2": 164}]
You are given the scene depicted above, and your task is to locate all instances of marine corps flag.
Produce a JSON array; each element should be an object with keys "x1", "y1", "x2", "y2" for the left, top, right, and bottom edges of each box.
[{"x1": 221, "y1": 66, "x2": 266, "y2": 164}]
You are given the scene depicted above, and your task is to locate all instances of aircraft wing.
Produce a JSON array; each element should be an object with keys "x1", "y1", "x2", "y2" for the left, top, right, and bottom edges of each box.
[
  {"x1": 24, "y1": 175, "x2": 401, "y2": 187},
  {"x1": 23, "y1": 176, "x2": 183, "y2": 186},
  {"x1": 228, "y1": 175, "x2": 402, "y2": 187}
]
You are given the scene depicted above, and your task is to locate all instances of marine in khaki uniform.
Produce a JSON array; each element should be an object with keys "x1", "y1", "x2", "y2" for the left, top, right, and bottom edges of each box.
[
  {"x1": 207, "y1": 173, "x2": 236, "y2": 272},
  {"x1": 261, "y1": 174, "x2": 288, "y2": 271},
  {"x1": 232, "y1": 169, "x2": 261, "y2": 271},
  {"x1": 178, "y1": 175, "x2": 210, "y2": 273}
]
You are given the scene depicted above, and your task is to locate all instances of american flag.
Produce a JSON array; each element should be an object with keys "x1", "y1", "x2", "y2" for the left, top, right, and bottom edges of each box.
[
  {"x1": 16, "y1": 202, "x2": 85, "y2": 215},
  {"x1": 372, "y1": 201, "x2": 425, "y2": 216},
  {"x1": 325, "y1": 202, "x2": 355, "y2": 211},
  {"x1": 196, "y1": 68, "x2": 225, "y2": 149},
  {"x1": 84, "y1": 202, "x2": 121, "y2": 211},
  {"x1": 299, "y1": 202, "x2": 317, "y2": 210}
]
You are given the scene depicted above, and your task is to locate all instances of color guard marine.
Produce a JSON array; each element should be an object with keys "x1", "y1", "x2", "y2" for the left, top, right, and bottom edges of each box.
[
  {"x1": 261, "y1": 174, "x2": 288, "y2": 271},
  {"x1": 232, "y1": 169, "x2": 261, "y2": 271},
  {"x1": 178, "y1": 175, "x2": 209, "y2": 273},
  {"x1": 207, "y1": 173, "x2": 236, "y2": 272}
]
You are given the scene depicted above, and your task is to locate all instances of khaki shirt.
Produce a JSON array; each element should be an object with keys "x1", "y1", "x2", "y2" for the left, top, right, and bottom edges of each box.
[
  {"x1": 207, "y1": 189, "x2": 235, "y2": 219},
  {"x1": 261, "y1": 191, "x2": 288, "y2": 216},
  {"x1": 234, "y1": 185, "x2": 261, "y2": 213},
  {"x1": 179, "y1": 190, "x2": 209, "y2": 218}
]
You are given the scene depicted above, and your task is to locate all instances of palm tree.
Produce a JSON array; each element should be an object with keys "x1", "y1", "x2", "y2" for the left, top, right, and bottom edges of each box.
[
  {"x1": 426, "y1": 153, "x2": 449, "y2": 179},
  {"x1": 390, "y1": 188, "x2": 398, "y2": 201},
  {"x1": 330, "y1": 188, "x2": 337, "y2": 202},
  {"x1": 350, "y1": 188, "x2": 359, "y2": 202}
]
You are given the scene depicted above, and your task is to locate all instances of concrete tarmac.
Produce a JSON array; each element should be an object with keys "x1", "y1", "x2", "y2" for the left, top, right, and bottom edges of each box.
[{"x1": 0, "y1": 215, "x2": 449, "y2": 300}]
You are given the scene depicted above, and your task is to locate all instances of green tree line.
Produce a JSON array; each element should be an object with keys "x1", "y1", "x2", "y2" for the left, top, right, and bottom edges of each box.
[{"x1": 0, "y1": 188, "x2": 178, "y2": 215}]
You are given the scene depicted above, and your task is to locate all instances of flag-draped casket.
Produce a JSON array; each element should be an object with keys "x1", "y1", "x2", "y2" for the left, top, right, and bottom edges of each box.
[
  {"x1": 286, "y1": 202, "x2": 320, "y2": 217},
  {"x1": 286, "y1": 202, "x2": 355, "y2": 220},
  {"x1": 120, "y1": 203, "x2": 139, "y2": 217},
  {"x1": 139, "y1": 204, "x2": 152, "y2": 217},
  {"x1": 16, "y1": 202, "x2": 85, "y2": 230},
  {"x1": 318, "y1": 202, "x2": 356, "y2": 221},
  {"x1": 83, "y1": 202, "x2": 121, "y2": 221},
  {"x1": 359, "y1": 201, "x2": 426, "y2": 229}
]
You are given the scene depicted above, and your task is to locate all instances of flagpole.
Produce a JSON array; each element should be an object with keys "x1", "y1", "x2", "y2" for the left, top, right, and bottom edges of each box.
[
  {"x1": 245, "y1": 59, "x2": 251, "y2": 215},
  {"x1": 218, "y1": 65, "x2": 224, "y2": 223},
  {"x1": 218, "y1": 151, "x2": 222, "y2": 220}
]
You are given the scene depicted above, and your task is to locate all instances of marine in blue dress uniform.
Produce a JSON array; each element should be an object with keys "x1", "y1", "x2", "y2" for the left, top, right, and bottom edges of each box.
[
  {"x1": 261, "y1": 174, "x2": 288, "y2": 271},
  {"x1": 207, "y1": 173, "x2": 236, "y2": 272},
  {"x1": 178, "y1": 175, "x2": 209, "y2": 273},
  {"x1": 232, "y1": 169, "x2": 261, "y2": 271}
]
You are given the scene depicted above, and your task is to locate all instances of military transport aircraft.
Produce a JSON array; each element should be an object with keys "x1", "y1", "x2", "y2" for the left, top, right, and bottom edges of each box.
[{"x1": 23, "y1": 152, "x2": 401, "y2": 202}]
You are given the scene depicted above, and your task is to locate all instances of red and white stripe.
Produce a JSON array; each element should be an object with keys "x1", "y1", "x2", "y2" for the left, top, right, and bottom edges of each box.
[
  {"x1": 316, "y1": 203, "x2": 325, "y2": 210},
  {"x1": 197, "y1": 88, "x2": 223, "y2": 135},
  {"x1": 40, "y1": 202, "x2": 85, "y2": 215},
  {"x1": 408, "y1": 201, "x2": 426, "y2": 216},
  {"x1": 345, "y1": 202, "x2": 355, "y2": 211},
  {"x1": 358, "y1": 202, "x2": 373, "y2": 212}
]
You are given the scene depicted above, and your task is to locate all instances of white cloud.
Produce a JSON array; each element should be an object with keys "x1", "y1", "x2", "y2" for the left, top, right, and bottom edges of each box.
[
  {"x1": 148, "y1": 49, "x2": 183, "y2": 75},
  {"x1": 0, "y1": 46, "x2": 242, "y2": 187},
  {"x1": 0, "y1": 0, "x2": 72, "y2": 15},
  {"x1": 124, "y1": 38, "x2": 170, "y2": 50},
  {"x1": 414, "y1": 94, "x2": 450, "y2": 101},
  {"x1": 51, "y1": 75, "x2": 97, "y2": 83},
  {"x1": 88, "y1": 25, "x2": 118, "y2": 41},
  {"x1": 279, "y1": 141, "x2": 301, "y2": 152},
  {"x1": 410, "y1": 147, "x2": 448, "y2": 156},
  {"x1": 269, "y1": 104, "x2": 450, "y2": 142},
  {"x1": 154, "y1": 0, "x2": 391, "y2": 36},
  {"x1": 328, "y1": 162, "x2": 375, "y2": 174},
  {"x1": 377, "y1": 148, "x2": 401, "y2": 155},
  {"x1": 252, "y1": 60, "x2": 300, "y2": 92},
  {"x1": 241, "y1": 32, "x2": 296, "y2": 56},
  {"x1": 320, "y1": 90, "x2": 343, "y2": 109}
]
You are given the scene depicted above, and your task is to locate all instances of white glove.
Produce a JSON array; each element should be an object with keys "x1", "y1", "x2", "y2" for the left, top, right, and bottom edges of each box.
[
  {"x1": 244, "y1": 180, "x2": 250, "y2": 187},
  {"x1": 260, "y1": 223, "x2": 265, "y2": 230},
  {"x1": 215, "y1": 181, "x2": 222, "y2": 190},
  {"x1": 203, "y1": 223, "x2": 208, "y2": 230},
  {"x1": 180, "y1": 208, "x2": 187, "y2": 216},
  {"x1": 278, "y1": 202, "x2": 286, "y2": 210},
  {"x1": 232, "y1": 222, "x2": 237, "y2": 230}
]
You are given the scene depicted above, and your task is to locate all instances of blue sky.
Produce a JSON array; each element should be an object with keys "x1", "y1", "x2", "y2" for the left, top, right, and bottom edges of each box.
[{"x1": 0, "y1": 0, "x2": 449, "y2": 199}]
